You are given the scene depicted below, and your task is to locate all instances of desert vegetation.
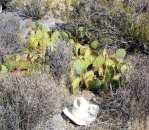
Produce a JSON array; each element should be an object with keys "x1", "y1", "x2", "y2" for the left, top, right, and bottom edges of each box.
[{"x1": 0, "y1": 0, "x2": 149, "y2": 130}]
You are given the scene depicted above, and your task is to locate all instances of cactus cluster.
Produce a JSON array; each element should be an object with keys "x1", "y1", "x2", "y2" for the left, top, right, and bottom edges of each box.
[{"x1": 71, "y1": 42, "x2": 131, "y2": 93}]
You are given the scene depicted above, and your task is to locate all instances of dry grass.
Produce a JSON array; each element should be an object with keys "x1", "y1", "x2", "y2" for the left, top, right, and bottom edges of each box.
[
  {"x1": 0, "y1": 72, "x2": 67, "y2": 130},
  {"x1": 10, "y1": 0, "x2": 49, "y2": 20}
]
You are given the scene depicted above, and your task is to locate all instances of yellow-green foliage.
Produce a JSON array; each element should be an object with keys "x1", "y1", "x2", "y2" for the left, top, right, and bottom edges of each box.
[
  {"x1": 71, "y1": 42, "x2": 130, "y2": 93},
  {"x1": 29, "y1": 22, "x2": 70, "y2": 50},
  {"x1": 0, "y1": 65, "x2": 8, "y2": 79},
  {"x1": 0, "y1": 23, "x2": 52, "y2": 75},
  {"x1": 3, "y1": 53, "x2": 42, "y2": 73},
  {"x1": 0, "y1": 22, "x2": 71, "y2": 76},
  {"x1": 29, "y1": 22, "x2": 52, "y2": 49}
]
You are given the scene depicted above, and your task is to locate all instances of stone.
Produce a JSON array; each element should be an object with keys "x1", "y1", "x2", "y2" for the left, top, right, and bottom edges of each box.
[{"x1": 0, "y1": 4, "x2": 2, "y2": 13}]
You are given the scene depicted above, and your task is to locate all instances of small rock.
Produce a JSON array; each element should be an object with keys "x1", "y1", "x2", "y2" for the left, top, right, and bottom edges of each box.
[{"x1": 0, "y1": 4, "x2": 2, "y2": 13}]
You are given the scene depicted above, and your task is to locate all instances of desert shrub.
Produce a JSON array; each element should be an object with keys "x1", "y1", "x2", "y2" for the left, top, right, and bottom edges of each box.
[
  {"x1": 0, "y1": 0, "x2": 12, "y2": 10},
  {"x1": 122, "y1": 55, "x2": 149, "y2": 119},
  {"x1": 62, "y1": 0, "x2": 149, "y2": 53},
  {"x1": 46, "y1": 0, "x2": 79, "y2": 19},
  {"x1": 10, "y1": 0, "x2": 84, "y2": 20},
  {"x1": 46, "y1": 30, "x2": 73, "y2": 78},
  {"x1": 0, "y1": 13, "x2": 22, "y2": 58},
  {"x1": 0, "y1": 73, "x2": 65, "y2": 130},
  {"x1": 10, "y1": 0, "x2": 49, "y2": 20},
  {"x1": 91, "y1": 54, "x2": 149, "y2": 129}
]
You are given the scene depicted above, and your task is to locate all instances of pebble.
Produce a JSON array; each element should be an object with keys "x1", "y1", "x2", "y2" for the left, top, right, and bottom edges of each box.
[{"x1": 0, "y1": 4, "x2": 2, "y2": 13}]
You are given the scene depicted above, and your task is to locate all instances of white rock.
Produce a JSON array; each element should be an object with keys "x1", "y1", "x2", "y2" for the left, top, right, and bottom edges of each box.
[{"x1": 0, "y1": 4, "x2": 2, "y2": 13}]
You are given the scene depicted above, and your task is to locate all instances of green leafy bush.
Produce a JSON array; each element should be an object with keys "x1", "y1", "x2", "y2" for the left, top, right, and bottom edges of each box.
[{"x1": 71, "y1": 42, "x2": 131, "y2": 94}]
